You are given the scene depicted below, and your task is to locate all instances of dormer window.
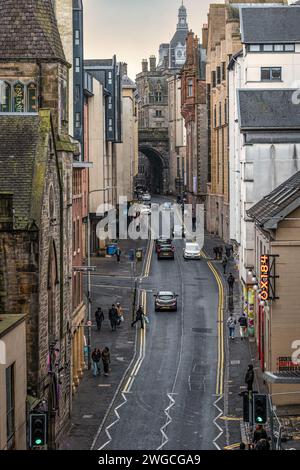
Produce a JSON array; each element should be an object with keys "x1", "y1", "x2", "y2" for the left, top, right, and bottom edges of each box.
[{"x1": 0, "y1": 81, "x2": 37, "y2": 113}]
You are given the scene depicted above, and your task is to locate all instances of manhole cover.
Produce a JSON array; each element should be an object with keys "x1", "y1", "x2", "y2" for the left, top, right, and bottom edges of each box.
[{"x1": 192, "y1": 328, "x2": 212, "y2": 334}]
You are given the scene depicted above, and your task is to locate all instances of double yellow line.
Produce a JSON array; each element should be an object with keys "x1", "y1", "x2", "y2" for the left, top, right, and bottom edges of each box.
[
  {"x1": 123, "y1": 241, "x2": 153, "y2": 392},
  {"x1": 202, "y1": 251, "x2": 224, "y2": 396}
]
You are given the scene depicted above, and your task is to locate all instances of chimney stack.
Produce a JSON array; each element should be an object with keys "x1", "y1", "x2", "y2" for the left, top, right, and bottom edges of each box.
[
  {"x1": 142, "y1": 59, "x2": 148, "y2": 73},
  {"x1": 149, "y1": 55, "x2": 157, "y2": 72},
  {"x1": 122, "y1": 62, "x2": 128, "y2": 76}
]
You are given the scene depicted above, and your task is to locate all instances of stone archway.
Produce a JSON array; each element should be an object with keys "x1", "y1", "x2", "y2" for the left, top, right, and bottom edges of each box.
[{"x1": 138, "y1": 145, "x2": 169, "y2": 194}]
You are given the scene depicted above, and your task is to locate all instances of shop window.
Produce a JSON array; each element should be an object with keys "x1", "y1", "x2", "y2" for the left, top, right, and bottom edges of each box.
[
  {"x1": 27, "y1": 83, "x2": 37, "y2": 112},
  {"x1": 0, "y1": 81, "x2": 11, "y2": 112},
  {"x1": 13, "y1": 82, "x2": 25, "y2": 113}
]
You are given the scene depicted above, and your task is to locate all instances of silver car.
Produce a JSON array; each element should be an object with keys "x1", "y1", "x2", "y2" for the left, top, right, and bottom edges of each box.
[
  {"x1": 154, "y1": 291, "x2": 178, "y2": 312},
  {"x1": 183, "y1": 242, "x2": 201, "y2": 260}
]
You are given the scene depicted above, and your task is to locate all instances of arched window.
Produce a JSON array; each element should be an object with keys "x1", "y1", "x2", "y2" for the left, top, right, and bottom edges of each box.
[
  {"x1": 13, "y1": 82, "x2": 25, "y2": 113},
  {"x1": 49, "y1": 185, "x2": 55, "y2": 221},
  {"x1": 0, "y1": 81, "x2": 11, "y2": 112},
  {"x1": 27, "y1": 83, "x2": 37, "y2": 112}
]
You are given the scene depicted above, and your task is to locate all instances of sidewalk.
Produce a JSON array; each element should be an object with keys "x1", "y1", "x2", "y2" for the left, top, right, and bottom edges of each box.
[
  {"x1": 204, "y1": 234, "x2": 268, "y2": 448},
  {"x1": 60, "y1": 239, "x2": 147, "y2": 450}
]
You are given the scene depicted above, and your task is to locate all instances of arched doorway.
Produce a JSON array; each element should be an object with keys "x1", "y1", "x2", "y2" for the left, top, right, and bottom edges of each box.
[{"x1": 138, "y1": 146, "x2": 168, "y2": 194}]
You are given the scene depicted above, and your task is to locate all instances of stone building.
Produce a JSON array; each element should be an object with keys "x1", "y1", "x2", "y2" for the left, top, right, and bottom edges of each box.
[
  {"x1": 181, "y1": 30, "x2": 207, "y2": 206},
  {"x1": 0, "y1": 314, "x2": 27, "y2": 449},
  {"x1": 0, "y1": 0, "x2": 74, "y2": 449},
  {"x1": 205, "y1": 0, "x2": 285, "y2": 242},
  {"x1": 248, "y1": 171, "x2": 300, "y2": 406}
]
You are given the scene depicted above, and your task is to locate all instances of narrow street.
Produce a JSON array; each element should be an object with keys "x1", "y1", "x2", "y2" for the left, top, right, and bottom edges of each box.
[{"x1": 89, "y1": 197, "x2": 223, "y2": 451}]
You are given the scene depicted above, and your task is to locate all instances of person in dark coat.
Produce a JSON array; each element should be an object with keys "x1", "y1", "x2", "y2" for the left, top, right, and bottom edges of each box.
[
  {"x1": 253, "y1": 425, "x2": 268, "y2": 445},
  {"x1": 222, "y1": 255, "x2": 228, "y2": 274},
  {"x1": 109, "y1": 304, "x2": 118, "y2": 331},
  {"x1": 95, "y1": 307, "x2": 104, "y2": 331},
  {"x1": 238, "y1": 313, "x2": 248, "y2": 340},
  {"x1": 131, "y1": 305, "x2": 144, "y2": 329},
  {"x1": 245, "y1": 364, "x2": 255, "y2": 391},
  {"x1": 102, "y1": 346, "x2": 111, "y2": 376},
  {"x1": 91, "y1": 348, "x2": 102, "y2": 377}
]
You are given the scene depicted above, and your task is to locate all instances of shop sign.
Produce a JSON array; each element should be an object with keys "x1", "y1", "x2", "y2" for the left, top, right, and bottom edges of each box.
[
  {"x1": 277, "y1": 356, "x2": 300, "y2": 372},
  {"x1": 260, "y1": 255, "x2": 269, "y2": 301}
]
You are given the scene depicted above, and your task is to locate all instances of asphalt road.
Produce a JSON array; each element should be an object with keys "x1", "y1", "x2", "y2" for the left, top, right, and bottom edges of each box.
[{"x1": 91, "y1": 198, "x2": 220, "y2": 451}]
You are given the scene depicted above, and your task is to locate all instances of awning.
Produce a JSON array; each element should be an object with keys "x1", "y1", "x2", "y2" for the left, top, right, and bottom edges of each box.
[{"x1": 264, "y1": 371, "x2": 300, "y2": 384}]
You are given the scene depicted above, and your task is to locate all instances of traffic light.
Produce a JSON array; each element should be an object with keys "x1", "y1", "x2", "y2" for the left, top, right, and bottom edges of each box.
[
  {"x1": 29, "y1": 413, "x2": 47, "y2": 447},
  {"x1": 253, "y1": 394, "x2": 267, "y2": 425}
]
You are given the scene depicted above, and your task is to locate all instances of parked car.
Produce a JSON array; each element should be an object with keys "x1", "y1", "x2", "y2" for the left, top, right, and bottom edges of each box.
[
  {"x1": 183, "y1": 242, "x2": 201, "y2": 260},
  {"x1": 155, "y1": 238, "x2": 172, "y2": 253},
  {"x1": 154, "y1": 291, "x2": 178, "y2": 312},
  {"x1": 157, "y1": 244, "x2": 175, "y2": 260}
]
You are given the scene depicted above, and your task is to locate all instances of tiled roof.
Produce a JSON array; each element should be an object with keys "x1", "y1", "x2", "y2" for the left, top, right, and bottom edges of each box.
[
  {"x1": 84, "y1": 59, "x2": 113, "y2": 67},
  {"x1": 0, "y1": 0, "x2": 66, "y2": 61},
  {"x1": 247, "y1": 170, "x2": 300, "y2": 227},
  {"x1": 0, "y1": 113, "x2": 50, "y2": 230},
  {"x1": 238, "y1": 89, "x2": 300, "y2": 130},
  {"x1": 241, "y1": 6, "x2": 300, "y2": 44}
]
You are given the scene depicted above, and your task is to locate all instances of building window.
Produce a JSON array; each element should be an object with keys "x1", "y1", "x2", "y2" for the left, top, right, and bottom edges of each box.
[
  {"x1": 75, "y1": 29, "x2": 80, "y2": 46},
  {"x1": 108, "y1": 118, "x2": 113, "y2": 132},
  {"x1": 224, "y1": 98, "x2": 228, "y2": 124},
  {"x1": 216, "y1": 66, "x2": 221, "y2": 85},
  {"x1": 155, "y1": 92, "x2": 162, "y2": 102},
  {"x1": 214, "y1": 105, "x2": 217, "y2": 128},
  {"x1": 263, "y1": 44, "x2": 273, "y2": 52},
  {"x1": 6, "y1": 364, "x2": 15, "y2": 449},
  {"x1": 108, "y1": 96, "x2": 112, "y2": 110},
  {"x1": 27, "y1": 83, "x2": 37, "y2": 112},
  {"x1": 75, "y1": 112, "x2": 81, "y2": 128},
  {"x1": 188, "y1": 79, "x2": 193, "y2": 97},
  {"x1": 155, "y1": 110, "x2": 162, "y2": 117},
  {"x1": 261, "y1": 67, "x2": 282, "y2": 81},
  {"x1": 13, "y1": 82, "x2": 25, "y2": 112},
  {"x1": 249, "y1": 44, "x2": 260, "y2": 52},
  {"x1": 222, "y1": 62, "x2": 226, "y2": 82},
  {"x1": 108, "y1": 71, "x2": 112, "y2": 85},
  {"x1": 0, "y1": 81, "x2": 11, "y2": 112},
  {"x1": 75, "y1": 57, "x2": 80, "y2": 73},
  {"x1": 219, "y1": 102, "x2": 222, "y2": 127},
  {"x1": 285, "y1": 44, "x2": 295, "y2": 52},
  {"x1": 0, "y1": 193, "x2": 13, "y2": 230},
  {"x1": 212, "y1": 71, "x2": 216, "y2": 88},
  {"x1": 274, "y1": 44, "x2": 284, "y2": 52}
]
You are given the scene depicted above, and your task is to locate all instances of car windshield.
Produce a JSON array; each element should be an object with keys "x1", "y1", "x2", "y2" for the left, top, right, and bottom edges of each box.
[
  {"x1": 186, "y1": 244, "x2": 200, "y2": 252},
  {"x1": 161, "y1": 246, "x2": 172, "y2": 251},
  {"x1": 158, "y1": 239, "x2": 171, "y2": 244},
  {"x1": 158, "y1": 295, "x2": 174, "y2": 301}
]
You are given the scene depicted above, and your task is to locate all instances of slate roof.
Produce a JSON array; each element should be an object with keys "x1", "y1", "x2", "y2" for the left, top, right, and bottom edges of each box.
[
  {"x1": 238, "y1": 89, "x2": 300, "y2": 131},
  {"x1": 247, "y1": 170, "x2": 300, "y2": 228},
  {"x1": 0, "y1": 112, "x2": 51, "y2": 230},
  {"x1": 241, "y1": 6, "x2": 300, "y2": 44},
  {"x1": 84, "y1": 59, "x2": 113, "y2": 68},
  {"x1": 0, "y1": 0, "x2": 66, "y2": 62}
]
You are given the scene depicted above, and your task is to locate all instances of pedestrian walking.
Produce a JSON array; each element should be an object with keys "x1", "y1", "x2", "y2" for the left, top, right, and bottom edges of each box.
[
  {"x1": 222, "y1": 255, "x2": 228, "y2": 274},
  {"x1": 131, "y1": 305, "x2": 144, "y2": 329},
  {"x1": 91, "y1": 348, "x2": 102, "y2": 377},
  {"x1": 101, "y1": 346, "x2": 111, "y2": 376},
  {"x1": 238, "y1": 313, "x2": 248, "y2": 340},
  {"x1": 109, "y1": 304, "x2": 118, "y2": 331},
  {"x1": 213, "y1": 247, "x2": 218, "y2": 260},
  {"x1": 254, "y1": 438, "x2": 270, "y2": 450},
  {"x1": 226, "y1": 313, "x2": 236, "y2": 339},
  {"x1": 116, "y1": 247, "x2": 121, "y2": 262},
  {"x1": 245, "y1": 364, "x2": 255, "y2": 391},
  {"x1": 227, "y1": 273, "x2": 235, "y2": 295},
  {"x1": 95, "y1": 307, "x2": 104, "y2": 332},
  {"x1": 217, "y1": 246, "x2": 223, "y2": 260},
  {"x1": 225, "y1": 244, "x2": 233, "y2": 258},
  {"x1": 253, "y1": 425, "x2": 268, "y2": 445},
  {"x1": 116, "y1": 302, "x2": 124, "y2": 326}
]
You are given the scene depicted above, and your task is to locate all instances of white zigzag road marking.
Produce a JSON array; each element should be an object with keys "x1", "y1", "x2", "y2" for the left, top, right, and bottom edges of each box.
[
  {"x1": 98, "y1": 392, "x2": 129, "y2": 450},
  {"x1": 157, "y1": 393, "x2": 176, "y2": 450},
  {"x1": 213, "y1": 395, "x2": 224, "y2": 450}
]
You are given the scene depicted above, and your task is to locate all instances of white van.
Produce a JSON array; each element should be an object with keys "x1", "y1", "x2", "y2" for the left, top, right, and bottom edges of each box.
[{"x1": 183, "y1": 242, "x2": 201, "y2": 260}]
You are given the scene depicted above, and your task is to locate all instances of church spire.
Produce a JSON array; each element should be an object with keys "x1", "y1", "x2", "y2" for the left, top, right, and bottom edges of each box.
[{"x1": 177, "y1": 3, "x2": 188, "y2": 30}]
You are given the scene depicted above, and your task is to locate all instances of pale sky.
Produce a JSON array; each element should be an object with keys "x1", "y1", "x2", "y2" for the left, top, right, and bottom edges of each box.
[{"x1": 83, "y1": 0, "x2": 221, "y2": 79}]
